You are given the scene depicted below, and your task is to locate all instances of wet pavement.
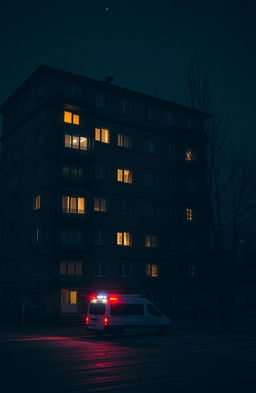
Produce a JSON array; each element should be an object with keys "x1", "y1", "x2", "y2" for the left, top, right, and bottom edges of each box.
[{"x1": 1, "y1": 330, "x2": 256, "y2": 393}]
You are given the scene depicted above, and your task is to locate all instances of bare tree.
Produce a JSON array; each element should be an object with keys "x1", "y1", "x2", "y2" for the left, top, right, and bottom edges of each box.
[
  {"x1": 185, "y1": 63, "x2": 256, "y2": 255},
  {"x1": 185, "y1": 62, "x2": 256, "y2": 330}
]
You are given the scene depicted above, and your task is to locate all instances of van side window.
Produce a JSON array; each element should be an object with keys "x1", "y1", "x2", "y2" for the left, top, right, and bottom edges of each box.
[
  {"x1": 147, "y1": 305, "x2": 162, "y2": 317},
  {"x1": 110, "y1": 303, "x2": 144, "y2": 316},
  {"x1": 89, "y1": 303, "x2": 105, "y2": 315}
]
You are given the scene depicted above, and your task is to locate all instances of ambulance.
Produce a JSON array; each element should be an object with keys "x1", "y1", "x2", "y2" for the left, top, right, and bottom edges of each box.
[{"x1": 85, "y1": 294, "x2": 171, "y2": 337}]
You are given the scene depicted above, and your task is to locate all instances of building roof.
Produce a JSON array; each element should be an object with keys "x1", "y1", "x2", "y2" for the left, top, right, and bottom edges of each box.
[{"x1": 0, "y1": 65, "x2": 211, "y2": 119}]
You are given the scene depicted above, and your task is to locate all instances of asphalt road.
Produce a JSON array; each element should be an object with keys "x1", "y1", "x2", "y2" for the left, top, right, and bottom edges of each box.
[{"x1": 1, "y1": 330, "x2": 256, "y2": 393}]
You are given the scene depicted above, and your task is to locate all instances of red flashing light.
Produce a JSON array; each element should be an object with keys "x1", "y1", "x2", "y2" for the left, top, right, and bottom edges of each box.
[
  {"x1": 90, "y1": 295, "x2": 97, "y2": 300},
  {"x1": 85, "y1": 316, "x2": 89, "y2": 324},
  {"x1": 104, "y1": 317, "x2": 108, "y2": 326},
  {"x1": 109, "y1": 297, "x2": 118, "y2": 301}
]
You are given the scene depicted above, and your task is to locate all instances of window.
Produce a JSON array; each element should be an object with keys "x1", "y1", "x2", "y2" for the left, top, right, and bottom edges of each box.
[
  {"x1": 89, "y1": 303, "x2": 106, "y2": 315},
  {"x1": 61, "y1": 228, "x2": 83, "y2": 245},
  {"x1": 63, "y1": 166, "x2": 84, "y2": 181},
  {"x1": 93, "y1": 262, "x2": 108, "y2": 277},
  {"x1": 64, "y1": 134, "x2": 88, "y2": 150},
  {"x1": 34, "y1": 162, "x2": 42, "y2": 177},
  {"x1": 117, "y1": 134, "x2": 132, "y2": 148},
  {"x1": 144, "y1": 174, "x2": 157, "y2": 187},
  {"x1": 35, "y1": 228, "x2": 39, "y2": 243},
  {"x1": 118, "y1": 263, "x2": 131, "y2": 277},
  {"x1": 94, "y1": 230, "x2": 109, "y2": 245},
  {"x1": 168, "y1": 144, "x2": 176, "y2": 157},
  {"x1": 145, "y1": 235, "x2": 158, "y2": 248},
  {"x1": 59, "y1": 261, "x2": 82, "y2": 275},
  {"x1": 94, "y1": 165, "x2": 109, "y2": 180},
  {"x1": 62, "y1": 196, "x2": 85, "y2": 214},
  {"x1": 145, "y1": 264, "x2": 159, "y2": 278},
  {"x1": 147, "y1": 304, "x2": 162, "y2": 317},
  {"x1": 33, "y1": 195, "x2": 41, "y2": 211},
  {"x1": 169, "y1": 205, "x2": 176, "y2": 219},
  {"x1": 61, "y1": 289, "x2": 78, "y2": 305},
  {"x1": 144, "y1": 203, "x2": 159, "y2": 218},
  {"x1": 116, "y1": 232, "x2": 132, "y2": 246},
  {"x1": 122, "y1": 99, "x2": 134, "y2": 114},
  {"x1": 95, "y1": 93, "x2": 104, "y2": 108},
  {"x1": 185, "y1": 208, "x2": 193, "y2": 222},
  {"x1": 95, "y1": 128, "x2": 110, "y2": 143},
  {"x1": 168, "y1": 176, "x2": 176, "y2": 190},
  {"x1": 64, "y1": 111, "x2": 80, "y2": 125},
  {"x1": 188, "y1": 264, "x2": 199, "y2": 278},
  {"x1": 117, "y1": 169, "x2": 132, "y2": 184},
  {"x1": 94, "y1": 198, "x2": 107, "y2": 212},
  {"x1": 185, "y1": 150, "x2": 193, "y2": 161},
  {"x1": 121, "y1": 200, "x2": 133, "y2": 215},
  {"x1": 144, "y1": 139, "x2": 158, "y2": 154},
  {"x1": 110, "y1": 303, "x2": 144, "y2": 316}
]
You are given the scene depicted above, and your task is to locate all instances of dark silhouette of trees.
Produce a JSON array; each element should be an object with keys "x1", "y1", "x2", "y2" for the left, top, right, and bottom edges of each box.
[{"x1": 185, "y1": 63, "x2": 256, "y2": 331}]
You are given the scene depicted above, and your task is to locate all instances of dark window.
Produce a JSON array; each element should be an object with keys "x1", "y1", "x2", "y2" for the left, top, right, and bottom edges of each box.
[
  {"x1": 110, "y1": 303, "x2": 144, "y2": 316},
  {"x1": 88, "y1": 303, "x2": 106, "y2": 315},
  {"x1": 147, "y1": 304, "x2": 162, "y2": 317}
]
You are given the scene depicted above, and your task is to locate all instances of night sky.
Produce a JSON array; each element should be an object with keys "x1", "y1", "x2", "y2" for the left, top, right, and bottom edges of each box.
[{"x1": 0, "y1": 0, "x2": 255, "y2": 145}]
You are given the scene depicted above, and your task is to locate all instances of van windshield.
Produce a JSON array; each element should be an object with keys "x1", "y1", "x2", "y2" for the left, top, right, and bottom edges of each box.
[
  {"x1": 110, "y1": 303, "x2": 144, "y2": 316},
  {"x1": 89, "y1": 303, "x2": 105, "y2": 315}
]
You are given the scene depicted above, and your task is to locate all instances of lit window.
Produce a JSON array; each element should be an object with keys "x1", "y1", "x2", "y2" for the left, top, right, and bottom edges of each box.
[
  {"x1": 33, "y1": 195, "x2": 41, "y2": 211},
  {"x1": 64, "y1": 134, "x2": 89, "y2": 151},
  {"x1": 145, "y1": 235, "x2": 158, "y2": 248},
  {"x1": 117, "y1": 169, "x2": 132, "y2": 184},
  {"x1": 94, "y1": 198, "x2": 107, "y2": 212},
  {"x1": 62, "y1": 196, "x2": 85, "y2": 214},
  {"x1": 145, "y1": 264, "x2": 159, "y2": 278},
  {"x1": 95, "y1": 128, "x2": 110, "y2": 143},
  {"x1": 116, "y1": 232, "x2": 132, "y2": 246},
  {"x1": 70, "y1": 291, "x2": 77, "y2": 304},
  {"x1": 64, "y1": 111, "x2": 80, "y2": 125},
  {"x1": 61, "y1": 289, "x2": 78, "y2": 305},
  {"x1": 185, "y1": 150, "x2": 193, "y2": 161},
  {"x1": 185, "y1": 208, "x2": 193, "y2": 221},
  {"x1": 118, "y1": 263, "x2": 131, "y2": 277},
  {"x1": 117, "y1": 134, "x2": 132, "y2": 148}
]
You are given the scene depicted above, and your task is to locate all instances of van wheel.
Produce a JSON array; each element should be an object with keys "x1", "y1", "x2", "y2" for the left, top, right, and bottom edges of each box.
[{"x1": 112, "y1": 327, "x2": 125, "y2": 338}]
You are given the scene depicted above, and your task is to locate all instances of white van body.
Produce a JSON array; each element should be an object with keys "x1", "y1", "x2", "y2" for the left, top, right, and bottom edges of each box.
[{"x1": 85, "y1": 294, "x2": 171, "y2": 336}]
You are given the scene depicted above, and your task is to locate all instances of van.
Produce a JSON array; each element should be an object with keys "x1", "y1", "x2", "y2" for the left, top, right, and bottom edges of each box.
[{"x1": 85, "y1": 294, "x2": 171, "y2": 337}]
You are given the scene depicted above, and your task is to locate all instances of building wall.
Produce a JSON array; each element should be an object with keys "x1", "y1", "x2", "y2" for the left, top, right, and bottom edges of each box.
[{"x1": 0, "y1": 67, "x2": 210, "y2": 321}]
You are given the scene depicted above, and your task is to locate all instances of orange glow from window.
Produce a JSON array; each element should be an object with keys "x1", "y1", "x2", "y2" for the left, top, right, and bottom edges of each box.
[
  {"x1": 73, "y1": 114, "x2": 80, "y2": 125},
  {"x1": 185, "y1": 150, "x2": 193, "y2": 161},
  {"x1": 64, "y1": 111, "x2": 72, "y2": 123},
  {"x1": 64, "y1": 111, "x2": 80, "y2": 125}
]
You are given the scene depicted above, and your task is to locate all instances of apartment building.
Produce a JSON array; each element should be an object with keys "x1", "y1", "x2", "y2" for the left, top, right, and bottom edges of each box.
[{"x1": 0, "y1": 66, "x2": 210, "y2": 320}]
